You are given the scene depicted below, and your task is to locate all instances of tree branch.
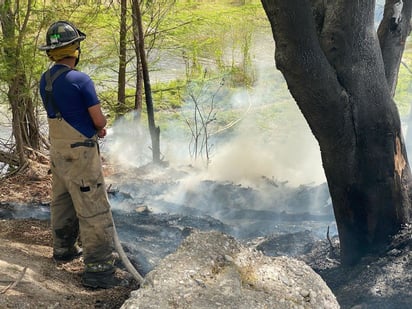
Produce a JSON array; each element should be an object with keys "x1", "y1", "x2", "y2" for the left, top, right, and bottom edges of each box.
[{"x1": 378, "y1": 0, "x2": 412, "y2": 96}]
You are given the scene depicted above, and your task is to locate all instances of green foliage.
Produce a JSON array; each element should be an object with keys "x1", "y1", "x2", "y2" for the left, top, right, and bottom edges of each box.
[
  {"x1": 100, "y1": 79, "x2": 186, "y2": 126},
  {"x1": 152, "y1": 79, "x2": 186, "y2": 109},
  {"x1": 0, "y1": 1, "x2": 47, "y2": 105},
  {"x1": 2, "y1": 0, "x2": 412, "y2": 160},
  {"x1": 32, "y1": 1, "x2": 265, "y2": 111},
  {"x1": 99, "y1": 89, "x2": 130, "y2": 122},
  {"x1": 159, "y1": 1, "x2": 265, "y2": 82}
]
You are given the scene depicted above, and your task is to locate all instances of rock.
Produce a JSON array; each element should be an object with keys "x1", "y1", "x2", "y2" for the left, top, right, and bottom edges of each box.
[{"x1": 121, "y1": 231, "x2": 339, "y2": 309}]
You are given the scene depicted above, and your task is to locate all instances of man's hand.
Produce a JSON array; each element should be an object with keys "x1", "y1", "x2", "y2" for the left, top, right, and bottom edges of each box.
[{"x1": 97, "y1": 128, "x2": 107, "y2": 138}]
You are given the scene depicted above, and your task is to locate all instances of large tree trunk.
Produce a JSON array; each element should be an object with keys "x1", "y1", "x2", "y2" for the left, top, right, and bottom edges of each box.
[{"x1": 261, "y1": 0, "x2": 412, "y2": 265}]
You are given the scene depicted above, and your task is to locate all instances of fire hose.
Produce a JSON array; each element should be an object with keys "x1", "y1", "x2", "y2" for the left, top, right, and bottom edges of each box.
[{"x1": 112, "y1": 220, "x2": 145, "y2": 285}]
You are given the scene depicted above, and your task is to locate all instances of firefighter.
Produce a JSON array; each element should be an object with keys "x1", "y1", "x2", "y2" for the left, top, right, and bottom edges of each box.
[{"x1": 38, "y1": 21, "x2": 122, "y2": 289}]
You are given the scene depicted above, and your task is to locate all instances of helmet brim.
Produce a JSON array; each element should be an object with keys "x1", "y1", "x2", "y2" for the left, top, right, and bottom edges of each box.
[{"x1": 38, "y1": 35, "x2": 85, "y2": 51}]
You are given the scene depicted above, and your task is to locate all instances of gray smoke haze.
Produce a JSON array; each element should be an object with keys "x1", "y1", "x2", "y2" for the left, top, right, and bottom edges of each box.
[
  {"x1": 104, "y1": 91, "x2": 325, "y2": 188},
  {"x1": 104, "y1": 29, "x2": 326, "y2": 189}
]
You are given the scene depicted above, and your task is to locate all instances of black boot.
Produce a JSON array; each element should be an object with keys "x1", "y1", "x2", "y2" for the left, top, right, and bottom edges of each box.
[{"x1": 81, "y1": 267, "x2": 130, "y2": 289}]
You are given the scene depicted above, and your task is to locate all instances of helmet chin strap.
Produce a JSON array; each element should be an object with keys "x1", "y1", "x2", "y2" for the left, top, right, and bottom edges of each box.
[{"x1": 74, "y1": 47, "x2": 81, "y2": 67}]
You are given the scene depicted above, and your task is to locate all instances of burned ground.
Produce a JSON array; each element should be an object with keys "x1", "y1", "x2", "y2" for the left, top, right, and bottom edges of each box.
[{"x1": 1, "y1": 160, "x2": 411, "y2": 308}]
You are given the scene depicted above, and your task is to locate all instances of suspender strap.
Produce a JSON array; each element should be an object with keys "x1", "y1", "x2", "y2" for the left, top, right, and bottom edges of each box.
[{"x1": 45, "y1": 66, "x2": 71, "y2": 119}]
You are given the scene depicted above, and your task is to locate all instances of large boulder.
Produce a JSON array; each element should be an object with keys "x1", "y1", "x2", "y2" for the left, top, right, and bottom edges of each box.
[{"x1": 122, "y1": 231, "x2": 339, "y2": 308}]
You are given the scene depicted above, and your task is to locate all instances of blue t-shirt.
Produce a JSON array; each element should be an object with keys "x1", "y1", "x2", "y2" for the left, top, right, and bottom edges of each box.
[{"x1": 39, "y1": 64, "x2": 100, "y2": 138}]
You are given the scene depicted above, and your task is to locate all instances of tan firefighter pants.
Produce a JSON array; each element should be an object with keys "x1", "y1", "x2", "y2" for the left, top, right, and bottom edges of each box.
[{"x1": 48, "y1": 117, "x2": 114, "y2": 266}]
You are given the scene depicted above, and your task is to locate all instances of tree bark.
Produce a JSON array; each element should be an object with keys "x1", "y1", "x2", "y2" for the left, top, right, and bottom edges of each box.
[
  {"x1": 261, "y1": 0, "x2": 412, "y2": 265},
  {"x1": 132, "y1": 0, "x2": 143, "y2": 114},
  {"x1": 133, "y1": 0, "x2": 161, "y2": 163},
  {"x1": 378, "y1": 0, "x2": 412, "y2": 96},
  {"x1": 117, "y1": 0, "x2": 127, "y2": 115}
]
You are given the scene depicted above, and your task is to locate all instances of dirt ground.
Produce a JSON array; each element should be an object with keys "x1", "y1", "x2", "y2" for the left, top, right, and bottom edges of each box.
[{"x1": 0, "y1": 160, "x2": 136, "y2": 309}]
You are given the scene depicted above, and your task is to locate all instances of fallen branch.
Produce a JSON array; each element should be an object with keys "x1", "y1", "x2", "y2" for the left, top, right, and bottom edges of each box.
[
  {"x1": 23, "y1": 146, "x2": 49, "y2": 162},
  {"x1": 0, "y1": 266, "x2": 27, "y2": 294}
]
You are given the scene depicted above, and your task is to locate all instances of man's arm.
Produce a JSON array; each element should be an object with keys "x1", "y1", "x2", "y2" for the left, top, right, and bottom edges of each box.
[{"x1": 88, "y1": 104, "x2": 107, "y2": 138}]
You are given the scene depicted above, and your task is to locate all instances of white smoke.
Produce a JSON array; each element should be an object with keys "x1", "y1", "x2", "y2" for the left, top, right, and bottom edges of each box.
[
  {"x1": 103, "y1": 111, "x2": 152, "y2": 168},
  {"x1": 104, "y1": 30, "x2": 326, "y2": 189}
]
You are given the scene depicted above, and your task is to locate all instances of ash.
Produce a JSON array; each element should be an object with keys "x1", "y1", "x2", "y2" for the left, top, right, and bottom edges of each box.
[{"x1": 106, "y1": 164, "x2": 335, "y2": 275}]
